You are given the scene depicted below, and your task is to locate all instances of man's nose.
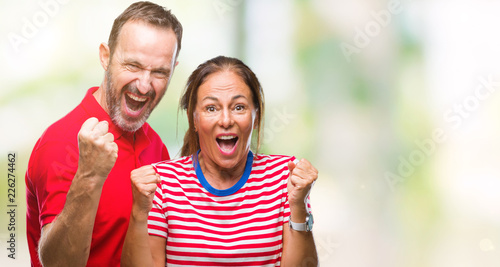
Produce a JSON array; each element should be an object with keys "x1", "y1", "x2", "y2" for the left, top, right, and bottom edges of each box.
[{"x1": 137, "y1": 70, "x2": 153, "y2": 94}]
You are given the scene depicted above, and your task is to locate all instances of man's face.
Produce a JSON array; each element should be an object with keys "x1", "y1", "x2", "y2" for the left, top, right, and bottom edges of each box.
[{"x1": 104, "y1": 21, "x2": 178, "y2": 132}]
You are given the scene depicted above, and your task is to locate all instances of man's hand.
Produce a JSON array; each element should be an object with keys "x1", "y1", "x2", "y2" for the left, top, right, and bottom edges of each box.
[
  {"x1": 77, "y1": 117, "x2": 118, "y2": 181},
  {"x1": 130, "y1": 165, "x2": 160, "y2": 216},
  {"x1": 38, "y1": 118, "x2": 119, "y2": 267},
  {"x1": 287, "y1": 159, "x2": 318, "y2": 209}
]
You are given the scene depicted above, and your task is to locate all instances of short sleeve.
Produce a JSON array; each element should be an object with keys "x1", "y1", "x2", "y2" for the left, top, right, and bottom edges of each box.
[
  {"x1": 29, "y1": 140, "x2": 80, "y2": 227},
  {"x1": 282, "y1": 156, "x2": 313, "y2": 224},
  {"x1": 282, "y1": 156, "x2": 295, "y2": 224},
  {"x1": 147, "y1": 168, "x2": 168, "y2": 238}
]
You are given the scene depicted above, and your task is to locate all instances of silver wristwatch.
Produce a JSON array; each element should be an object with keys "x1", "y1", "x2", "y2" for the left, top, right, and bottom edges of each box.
[{"x1": 289, "y1": 213, "x2": 314, "y2": 232}]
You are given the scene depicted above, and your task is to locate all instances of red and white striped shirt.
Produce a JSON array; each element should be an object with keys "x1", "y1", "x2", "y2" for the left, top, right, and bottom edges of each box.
[{"x1": 148, "y1": 152, "x2": 305, "y2": 266}]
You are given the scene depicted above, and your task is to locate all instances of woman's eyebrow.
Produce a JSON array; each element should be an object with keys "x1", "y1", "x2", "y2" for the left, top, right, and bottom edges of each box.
[
  {"x1": 201, "y1": 96, "x2": 218, "y2": 102},
  {"x1": 232, "y1": 94, "x2": 246, "y2": 101},
  {"x1": 201, "y1": 94, "x2": 247, "y2": 102}
]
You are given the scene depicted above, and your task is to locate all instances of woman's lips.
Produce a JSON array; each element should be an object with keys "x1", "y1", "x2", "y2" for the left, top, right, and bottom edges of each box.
[{"x1": 216, "y1": 135, "x2": 239, "y2": 155}]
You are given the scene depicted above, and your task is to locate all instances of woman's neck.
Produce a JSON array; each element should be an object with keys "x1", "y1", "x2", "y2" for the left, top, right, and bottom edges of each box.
[{"x1": 197, "y1": 152, "x2": 247, "y2": 190}]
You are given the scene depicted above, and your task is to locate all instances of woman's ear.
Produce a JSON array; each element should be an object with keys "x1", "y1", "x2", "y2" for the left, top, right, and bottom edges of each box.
[
  {"x1": 253, "y1": 109, "x2": 259, "y2": 129},
  {"x1": 99, "y1": 43, "x2": 111, "y2": 71},
  {"x1": 192, "y1": 110, "x2": 199, "y2": 132}
]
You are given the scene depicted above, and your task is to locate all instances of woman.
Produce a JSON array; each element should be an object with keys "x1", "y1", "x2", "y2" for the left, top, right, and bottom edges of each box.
[{"x1": 122, "y1": 56, "x2": 318, "y2": 266}]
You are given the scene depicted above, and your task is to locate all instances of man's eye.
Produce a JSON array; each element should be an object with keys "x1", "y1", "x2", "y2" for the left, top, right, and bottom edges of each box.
[
  {"x1": 153, "y1": 71, "x2": 168, "y2": 79},
  {"x1": 127, "y1": 64, "x2": 140, "y2": 71}
]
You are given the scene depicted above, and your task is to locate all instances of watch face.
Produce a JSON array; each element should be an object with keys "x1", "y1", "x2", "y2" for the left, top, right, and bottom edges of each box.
[{"x1": 307, "y1": 213, "x2": 314, "y2": 231}]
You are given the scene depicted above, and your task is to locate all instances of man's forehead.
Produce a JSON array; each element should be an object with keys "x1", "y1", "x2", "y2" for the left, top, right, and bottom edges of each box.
[
  {"x1": 113, "y1": 21, "x2": 177, "y2": 67},
  {"x1": 115, "y1": 21, "x2": 176, "y2": 48}
]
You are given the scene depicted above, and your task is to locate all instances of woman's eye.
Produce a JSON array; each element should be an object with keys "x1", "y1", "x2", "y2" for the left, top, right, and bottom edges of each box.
[
  {"x1": 235, "y1": 105, "x2": 245, "y2": 111},
  {"x1": 206, "y1": 106, "x2": 216, "y2": 112}
]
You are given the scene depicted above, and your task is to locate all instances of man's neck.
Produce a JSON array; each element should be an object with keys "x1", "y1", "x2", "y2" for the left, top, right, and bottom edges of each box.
[{"x1": 93, "y1": 85, "x2": 109, "y2": 113}]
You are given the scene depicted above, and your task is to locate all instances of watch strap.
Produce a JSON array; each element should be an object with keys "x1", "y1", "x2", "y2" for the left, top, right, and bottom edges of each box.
[{"x1": 289, "y1": 214, "x2": 311, "y2": 232}]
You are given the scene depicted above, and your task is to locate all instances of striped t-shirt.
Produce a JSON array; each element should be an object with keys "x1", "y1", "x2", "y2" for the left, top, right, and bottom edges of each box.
[{"x1": 148, "y1": 151, "x2": 302, "y2": 266}]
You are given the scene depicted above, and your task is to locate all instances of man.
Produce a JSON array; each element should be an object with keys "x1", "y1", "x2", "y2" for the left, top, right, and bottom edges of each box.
[{"x1": 25, "y1": 2, "x2": 183, "y2": 266}]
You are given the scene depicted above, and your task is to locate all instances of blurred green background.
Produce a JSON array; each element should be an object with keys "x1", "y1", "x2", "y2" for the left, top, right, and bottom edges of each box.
[{"x1": 2, "y1": 0, "x2": 500, "y2": 266}]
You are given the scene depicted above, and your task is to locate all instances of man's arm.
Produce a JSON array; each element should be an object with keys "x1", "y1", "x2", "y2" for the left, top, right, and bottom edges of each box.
[{"x1": 38, "y1": 118, "x2": 118, "y2": 267}]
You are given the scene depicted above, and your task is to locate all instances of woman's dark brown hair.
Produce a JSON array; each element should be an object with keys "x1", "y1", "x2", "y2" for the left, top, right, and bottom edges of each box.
[{"x1": 180, "y1": 56, "x2": 265, "y2": 157}]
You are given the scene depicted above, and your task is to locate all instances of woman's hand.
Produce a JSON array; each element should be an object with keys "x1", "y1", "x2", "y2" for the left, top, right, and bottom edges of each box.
[
  {"x1": 123, "y1": 165, "x2": 163, "y2": 267},
  {"x1": 282, "y1": 159, "x2": 319, "y2": 266},
  {"x1": 287, "y1": 159, "x2": 318, "y2": 211},
  {"x1": 130, "y1": 165, "x2": 160, "y2": 218}
]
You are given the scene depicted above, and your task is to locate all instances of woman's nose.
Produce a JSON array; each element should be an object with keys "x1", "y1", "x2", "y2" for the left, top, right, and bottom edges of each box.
[{"x1": 218, "y1": 109, "x2": 234, "y2": 128}]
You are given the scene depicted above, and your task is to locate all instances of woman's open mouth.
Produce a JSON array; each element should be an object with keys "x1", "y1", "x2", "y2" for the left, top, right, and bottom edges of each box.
[{"x1": 216, "y1": 135, "x2": 239, "y2": 155}]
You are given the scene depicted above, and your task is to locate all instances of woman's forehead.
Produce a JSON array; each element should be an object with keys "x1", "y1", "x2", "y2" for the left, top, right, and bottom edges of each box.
[{"x1": 197, "y1": 71, "x2": 252, "y2": 101}]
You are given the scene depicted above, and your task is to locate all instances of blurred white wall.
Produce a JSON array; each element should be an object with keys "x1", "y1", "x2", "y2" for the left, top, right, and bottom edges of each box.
[{"x1": 1, "y1": 0, "x2": 500, "y2": 266}]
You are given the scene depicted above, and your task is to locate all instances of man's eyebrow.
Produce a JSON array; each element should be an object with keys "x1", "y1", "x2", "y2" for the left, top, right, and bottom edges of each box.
[
  {"x1": 152, "y1": 66, "x2": 170, "y2": 73},
  {"x1": 123, "y1": 59, "x2": 170, "y2": 73},
  {"x1": 123, "y1": 59, "x2": 143, "y2": 67}
]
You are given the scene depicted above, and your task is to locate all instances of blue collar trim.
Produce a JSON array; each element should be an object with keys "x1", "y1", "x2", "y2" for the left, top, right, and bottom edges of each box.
[{"x1": 193, "y1": 150, "x2": 253, "y2": 197}]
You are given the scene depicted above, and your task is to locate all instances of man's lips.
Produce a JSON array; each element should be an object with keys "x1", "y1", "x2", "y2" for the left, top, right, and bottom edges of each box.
[
  {"x1": 127, "y1": 92, "x2": 148, "y2": 102},
  {"x1": 124, "y1": 92, "x2": 149, "y2": 116}
]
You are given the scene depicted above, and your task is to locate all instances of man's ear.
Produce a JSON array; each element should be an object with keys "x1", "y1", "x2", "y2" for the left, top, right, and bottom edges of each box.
[{"x1": 99, "y1": 43, "x2": 111, "y2": 71}]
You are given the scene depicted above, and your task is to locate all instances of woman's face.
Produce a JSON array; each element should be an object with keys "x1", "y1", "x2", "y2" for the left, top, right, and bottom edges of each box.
[{"x1": 194, "y1": 70, "x2": 257, "y2": 172}]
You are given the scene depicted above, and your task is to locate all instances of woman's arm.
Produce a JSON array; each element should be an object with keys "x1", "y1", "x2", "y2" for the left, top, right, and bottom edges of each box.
[
  {"x1": 281, "y1": 159, "x2": 319, "y2": 266},
  {"x1": 282, "y1": 212, "x2": 318, "y2": 266},
  {"x1": 121, "y1": 165, "x2": 166, "y2": 267}
]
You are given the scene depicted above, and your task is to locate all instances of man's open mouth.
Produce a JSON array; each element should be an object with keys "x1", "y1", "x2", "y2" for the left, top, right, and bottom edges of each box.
[
  {"x1": 125, "y1": 92, "x2": 148, "y2": 113},
  {"x1": 216, "y1": 135, "x2": 238, "y2": 153}
]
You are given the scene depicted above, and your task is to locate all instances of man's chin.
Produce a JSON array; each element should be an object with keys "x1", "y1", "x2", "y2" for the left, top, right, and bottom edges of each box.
[
  {"x1": 114, "y1": 115, "x2": 148, "y2": 132},
  {"x1": 110, "y1": 101, "x2": 154, "y2": 132}
]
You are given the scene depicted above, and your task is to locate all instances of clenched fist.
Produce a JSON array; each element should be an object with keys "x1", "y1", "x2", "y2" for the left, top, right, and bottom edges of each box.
[
  {"x1": 130, "y1": 165, "x2": 160, "y2": 216},
  {"x1": 77, "y1": 117, "x2": 118, "y2": 181},
  {"x1": 287, "y1": 159, "x2": 318, "y2": 209}
]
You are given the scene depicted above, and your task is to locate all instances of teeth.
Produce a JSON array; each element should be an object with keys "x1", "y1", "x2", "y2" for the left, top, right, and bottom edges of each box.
[
  {"x1": 218, "y1": 135, "x2": 236, "y2": 140},
  {"x1": 127, "y1": 93, "x2": 147, "y2": 102}
]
